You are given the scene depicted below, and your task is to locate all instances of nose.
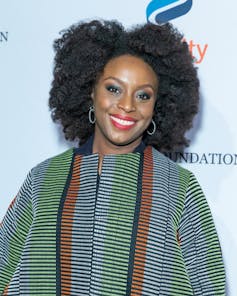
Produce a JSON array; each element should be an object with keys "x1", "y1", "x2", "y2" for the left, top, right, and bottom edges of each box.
[{"x1": 117, "y1": 94, "x2": 136, "y2": 112}]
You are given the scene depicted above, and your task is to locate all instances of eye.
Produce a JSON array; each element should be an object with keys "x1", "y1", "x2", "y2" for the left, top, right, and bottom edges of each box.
[
  {"x1": 106, "y1": 85, "x2": 121, "y2": 95},
  {"x1": 137, "y1": 91, "x2": 151, "y2": 100}
]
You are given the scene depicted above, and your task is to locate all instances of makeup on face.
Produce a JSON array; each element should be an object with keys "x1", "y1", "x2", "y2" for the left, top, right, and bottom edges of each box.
[{"x1": 91, "y1": 54, "x2": 158, "y2": 155}]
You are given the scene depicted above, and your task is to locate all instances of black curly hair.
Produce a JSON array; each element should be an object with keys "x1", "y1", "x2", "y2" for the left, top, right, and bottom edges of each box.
[{"x1": 49, "y1": 19, "x2": 199, "y2": 152}]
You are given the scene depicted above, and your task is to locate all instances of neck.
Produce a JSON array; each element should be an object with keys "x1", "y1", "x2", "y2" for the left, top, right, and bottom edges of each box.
[{"x1": 92, "y1": 134, "x2": 142, "y2": 156}]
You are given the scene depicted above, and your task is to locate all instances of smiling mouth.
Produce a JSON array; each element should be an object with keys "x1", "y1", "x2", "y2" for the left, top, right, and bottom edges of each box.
[{"x1": 110, "y1": 115, "x2": 136, "y2": 130}]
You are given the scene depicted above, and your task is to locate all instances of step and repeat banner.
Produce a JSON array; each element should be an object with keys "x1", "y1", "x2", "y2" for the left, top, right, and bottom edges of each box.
[{"x1": 1, "y1": 0, "x2": 236, "y2": 294}]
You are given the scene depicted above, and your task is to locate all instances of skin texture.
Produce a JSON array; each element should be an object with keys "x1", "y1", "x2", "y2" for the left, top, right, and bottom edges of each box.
[{"x1": 91, "y1": 55, "x2": 158, "y2": 157}]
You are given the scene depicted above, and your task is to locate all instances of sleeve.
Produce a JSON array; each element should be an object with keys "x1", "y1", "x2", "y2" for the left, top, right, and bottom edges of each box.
[
  {"x1": 0, "y1": 171, "x2": 33, "y2": 294},
  {"x1": 178, "y1": 172, "x2": 226, "y2": 295}
]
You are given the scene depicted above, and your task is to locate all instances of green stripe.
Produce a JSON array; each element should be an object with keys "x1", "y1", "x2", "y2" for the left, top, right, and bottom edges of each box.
[
  {"x1": 193, "y1": 182, "x2": 225, "y2": 292},
  {"x1": 0, "y1": 200, "x2": 33, "y2": 292},
  {"x1": 170, "y1": 166, "x2": 193, "y2": 295},
  {"x1": 28, "y1": 149, "x2": 73, "y2": 293},
  {"x1": 102, "y1": 154, "x2": 140, "y2": 295}
]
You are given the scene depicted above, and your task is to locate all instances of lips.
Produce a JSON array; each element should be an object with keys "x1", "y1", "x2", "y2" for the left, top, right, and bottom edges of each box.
[{"x1": 110, "y1": 114, "x2": 136, "y2": 130}]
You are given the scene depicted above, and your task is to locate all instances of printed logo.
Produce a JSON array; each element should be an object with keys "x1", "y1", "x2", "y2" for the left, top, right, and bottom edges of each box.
[
  {"x1": 146, "y1": 0, "x2": 193, "y2": 24},
  {"x1": 165, "y1": 152, "x2": 237, "y2": 165},
  {"x1": 0, "y1": 31, "x2": 8, "y2": 42},
  {"x1": 184, "y1": 38, "x2": 208, "y2": 64}
]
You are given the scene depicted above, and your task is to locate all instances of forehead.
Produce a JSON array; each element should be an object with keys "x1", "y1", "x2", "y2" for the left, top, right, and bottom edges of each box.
[{"x1": 101, "y1": 54, "x2": 158, "y2": 86}]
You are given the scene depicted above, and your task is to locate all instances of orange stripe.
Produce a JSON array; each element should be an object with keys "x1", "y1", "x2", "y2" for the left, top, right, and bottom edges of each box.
[
  {"x1": 60, "y1": 155, "x2": 81, "y2": 295},
  {"x1": 131, "y1": 146, "x2": 153, "y2": 295},
  {"x1": 8, "y1": 196, "x2": 17, "y2": 210},
  {"x1": 3, "y1": 284, "x2": 8, "y2": 295}
]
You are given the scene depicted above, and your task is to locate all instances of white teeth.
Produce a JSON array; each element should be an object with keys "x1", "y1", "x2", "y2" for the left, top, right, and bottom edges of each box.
[{"x1": 110, "y1": 115, "x2": 135, "y2": 126}]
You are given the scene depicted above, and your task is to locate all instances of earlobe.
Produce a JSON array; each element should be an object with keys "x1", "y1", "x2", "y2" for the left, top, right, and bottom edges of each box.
[
  {"x1": 91, "y1": 91, "x2": 94, "y2": 101},
  {"x1": 91, "y1": 84, "x2": 96, "y2": 100}
]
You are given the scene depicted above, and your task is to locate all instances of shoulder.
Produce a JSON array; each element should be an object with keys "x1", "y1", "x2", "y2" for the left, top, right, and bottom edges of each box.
[
  {"x1": 31, "y1": 148, "x2": 74, "y2": 176},
  {"x1": 151, "y1": 147, "x2": 191, "y2": 180}
]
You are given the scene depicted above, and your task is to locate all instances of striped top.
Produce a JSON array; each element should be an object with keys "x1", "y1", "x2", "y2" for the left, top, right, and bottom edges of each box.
[{"x1": 0, "y1": 145, "x2": 226, "y2": 295}]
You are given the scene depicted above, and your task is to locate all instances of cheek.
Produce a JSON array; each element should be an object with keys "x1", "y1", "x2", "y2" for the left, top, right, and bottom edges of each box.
[
  {"x1": 138, "y1": 102, "x2": 155, "y2": 119},
  {"x1": 96, "y1": 98, "x2": 110, "y2": 110},
  {"x1": 95, "y1": 91, "x2": 115, "y2": 110},
  {"x1": 94, "y1": 94, "x2": 113, "y2": 113}
]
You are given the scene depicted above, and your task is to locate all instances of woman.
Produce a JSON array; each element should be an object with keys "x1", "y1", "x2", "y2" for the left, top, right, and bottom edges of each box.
[{"x1": 0, "y1": 20, "x2": 225, "y2": 295}]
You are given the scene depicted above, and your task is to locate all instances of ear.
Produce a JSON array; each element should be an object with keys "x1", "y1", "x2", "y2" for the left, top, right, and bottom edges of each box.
[{"x1": 91, "y1": 89, "x2": 95, "y2": 102}]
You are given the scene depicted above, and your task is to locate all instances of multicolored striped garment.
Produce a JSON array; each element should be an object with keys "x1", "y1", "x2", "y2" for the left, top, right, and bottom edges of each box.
[{"x1": 0, "y1": 143, "x2": 225, "y2": 295}]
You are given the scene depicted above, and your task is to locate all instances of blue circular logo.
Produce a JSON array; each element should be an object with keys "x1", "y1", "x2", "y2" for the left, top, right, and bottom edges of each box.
[{"x1": 146, "y1": 0, "x2": 193, "y2": 24}]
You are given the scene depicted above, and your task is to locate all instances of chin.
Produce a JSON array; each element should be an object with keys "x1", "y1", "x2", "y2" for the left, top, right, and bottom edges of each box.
[{"x1": 108, "y1": 134, "x2": 141, "y2": 147}]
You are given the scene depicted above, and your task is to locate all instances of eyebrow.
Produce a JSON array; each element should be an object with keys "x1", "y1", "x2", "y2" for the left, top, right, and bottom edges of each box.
[{"x1": 103, "y1": 76, "x2": 157, "y2": 92}]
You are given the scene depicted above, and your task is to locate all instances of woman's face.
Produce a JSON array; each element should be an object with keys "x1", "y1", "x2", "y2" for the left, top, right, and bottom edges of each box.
[{"x1": 91, "y1": 54, "x2": 158, "y2": 152}]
